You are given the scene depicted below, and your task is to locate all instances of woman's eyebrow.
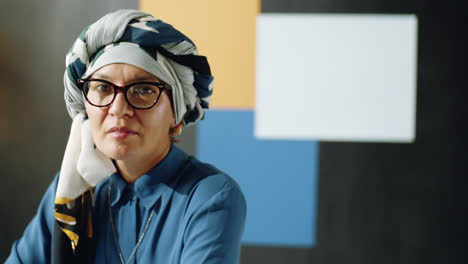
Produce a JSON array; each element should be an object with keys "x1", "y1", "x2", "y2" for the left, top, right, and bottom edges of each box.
[
  {"x1": 91, "y1": 73, "x2": 114, "y2": 80},
  {"x1": 131, "y1": 76, "x2": 160, "y2": 82},
  {"x1": 92, "y1": 74, "x2": 160, "y2": 82}
]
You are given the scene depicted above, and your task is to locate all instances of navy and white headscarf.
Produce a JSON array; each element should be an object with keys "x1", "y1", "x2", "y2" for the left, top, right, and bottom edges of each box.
[
  {"x1": 54, "y1": 10, "x2": 214, "y2": 263},
  {"x1": 64, "y1": 9, "x2": 214, "y2": 126}
]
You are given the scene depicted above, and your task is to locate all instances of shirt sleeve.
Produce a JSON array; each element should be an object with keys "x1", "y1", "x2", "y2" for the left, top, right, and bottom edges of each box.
[
  {"x1": 5, "y1": 174, "x2": 58, "y2": 264},
  {"x1": 181, "y1": 174, "x2": 247, "y2": 264}
]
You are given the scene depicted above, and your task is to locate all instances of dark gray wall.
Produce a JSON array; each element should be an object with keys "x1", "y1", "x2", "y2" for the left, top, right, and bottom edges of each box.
[{"x1": 241, "y1": 0, "x2": 468, "y2": 264}]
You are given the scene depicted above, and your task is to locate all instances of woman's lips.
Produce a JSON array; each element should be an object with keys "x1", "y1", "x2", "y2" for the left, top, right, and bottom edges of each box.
[{"x1": 107, "y1": 126, "x2": 137, "y2": 139}]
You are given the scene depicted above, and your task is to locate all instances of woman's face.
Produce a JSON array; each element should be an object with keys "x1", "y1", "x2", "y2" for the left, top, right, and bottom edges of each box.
[{"x1": 85, "y1": 63, "x2": 175, "y2": 163}]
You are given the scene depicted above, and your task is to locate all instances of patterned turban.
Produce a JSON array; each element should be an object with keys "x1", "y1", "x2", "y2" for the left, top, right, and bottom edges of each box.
[{"x1": 64, "y1": 9, "x2": 214, "y2": 126}]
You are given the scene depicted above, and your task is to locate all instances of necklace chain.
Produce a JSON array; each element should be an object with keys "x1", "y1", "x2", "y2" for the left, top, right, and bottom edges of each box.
[
  {"x1": 108, "y1": 185, "x2": 156, "y2": 264},
  {"x1": 106, "y1": 156, "x2": 188, "y2": 264}
]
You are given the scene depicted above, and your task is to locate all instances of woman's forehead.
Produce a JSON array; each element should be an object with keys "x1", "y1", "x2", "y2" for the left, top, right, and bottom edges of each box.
[{"x1": 92, "y1": 63, "x2": 161, "y2": 82}]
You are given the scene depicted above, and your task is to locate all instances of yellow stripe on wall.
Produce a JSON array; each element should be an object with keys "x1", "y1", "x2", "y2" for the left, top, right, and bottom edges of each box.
[{"x1": 140, "y1": 0, "x2": 260, "y2": 109}]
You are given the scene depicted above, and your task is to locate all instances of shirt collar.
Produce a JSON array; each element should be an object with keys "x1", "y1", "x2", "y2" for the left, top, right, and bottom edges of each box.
[{"x1": 109, "y1": 144, "x2": 187, "y2": 209}]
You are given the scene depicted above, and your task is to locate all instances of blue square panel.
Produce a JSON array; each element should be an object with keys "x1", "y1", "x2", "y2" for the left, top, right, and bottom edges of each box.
[{"x1": 197, "y1": 109, "x2": 319, "y2": 247}]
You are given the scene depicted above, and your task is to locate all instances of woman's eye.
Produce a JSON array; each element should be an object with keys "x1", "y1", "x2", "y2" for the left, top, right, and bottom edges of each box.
[
  {"x1": 97, "y1": 85, "x2": 111, "y2": 91},
  {"x1": 91, "y1": 83, "x2": 112, "y2": 92},
  {"x1": 134, "y1": 86, "x2": 155, "y2": 94}
]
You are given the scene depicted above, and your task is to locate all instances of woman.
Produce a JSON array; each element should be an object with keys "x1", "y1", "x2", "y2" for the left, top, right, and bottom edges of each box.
[{"x1": 6, "y1": 9, "x2": 246, "y2": 264}]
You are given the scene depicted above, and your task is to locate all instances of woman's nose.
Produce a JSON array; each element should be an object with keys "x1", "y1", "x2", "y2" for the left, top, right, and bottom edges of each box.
[{"x1": 108, "y1": 91, "x2": 134, "y2": 117}]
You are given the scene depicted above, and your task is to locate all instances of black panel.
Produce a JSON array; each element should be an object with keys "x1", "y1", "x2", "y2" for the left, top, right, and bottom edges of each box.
[{"x1": 241, "y1": 245, "x2": 316, "y2": 263}]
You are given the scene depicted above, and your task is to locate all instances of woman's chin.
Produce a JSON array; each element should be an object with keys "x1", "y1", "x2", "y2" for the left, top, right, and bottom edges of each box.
[{"x1": 102, "y1": 143, "x2": 135, "y2": 161}]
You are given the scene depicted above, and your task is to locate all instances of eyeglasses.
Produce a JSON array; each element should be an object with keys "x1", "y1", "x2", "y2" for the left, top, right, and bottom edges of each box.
[{"x1": 78, "y1": 78, "x2": 170, "y2": 110}]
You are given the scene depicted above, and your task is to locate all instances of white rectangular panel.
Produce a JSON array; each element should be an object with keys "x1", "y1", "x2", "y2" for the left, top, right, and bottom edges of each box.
[{"x1": 255, "y1": 14, "x2": 418, "y2": 142}]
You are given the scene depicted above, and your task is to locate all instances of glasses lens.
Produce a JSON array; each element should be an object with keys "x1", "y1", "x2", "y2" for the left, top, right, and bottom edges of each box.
[
  {"x1": 84, "y1": 80, "x2": 114, "y2": 106},
  {"x1": 127, "y1": 84, "x2": 162, "y2": 108}
]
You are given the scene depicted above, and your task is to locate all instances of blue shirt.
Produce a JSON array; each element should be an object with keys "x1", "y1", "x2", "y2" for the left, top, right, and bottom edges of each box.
[{"x1": 6, "y1": 145, "x2": 246, "y2": 263}]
